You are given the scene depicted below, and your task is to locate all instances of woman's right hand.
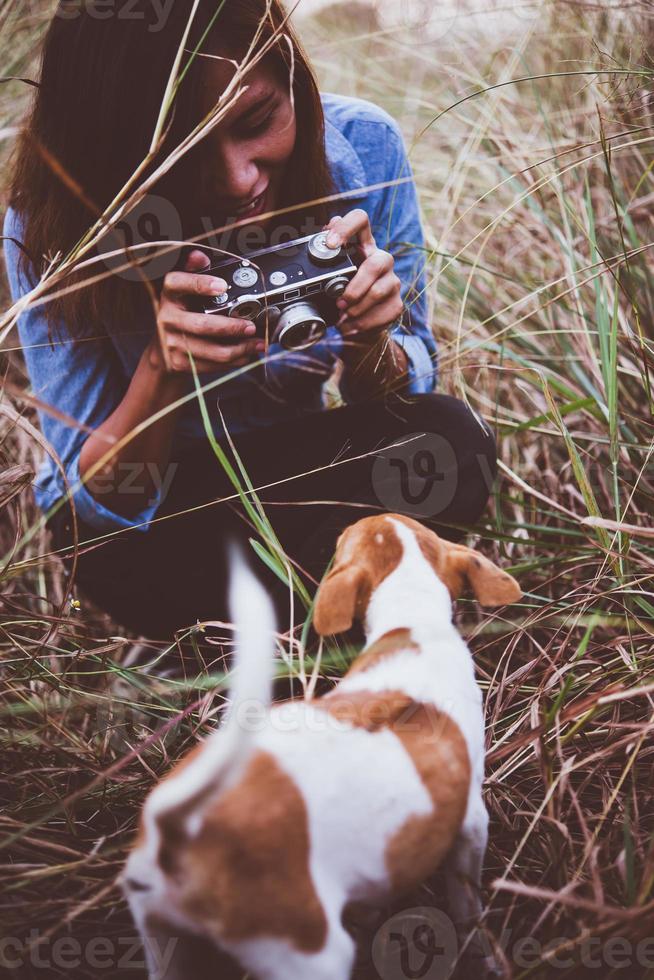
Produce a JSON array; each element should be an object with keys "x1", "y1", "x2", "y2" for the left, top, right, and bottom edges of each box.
[{"x1": 151, "y1": 249, "x2": 265, "y2": 374}]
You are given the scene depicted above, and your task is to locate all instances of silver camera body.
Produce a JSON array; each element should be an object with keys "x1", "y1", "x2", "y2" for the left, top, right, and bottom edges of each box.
[{"x1": 194, "y1": 232, "x2": 358, "y2": 351}]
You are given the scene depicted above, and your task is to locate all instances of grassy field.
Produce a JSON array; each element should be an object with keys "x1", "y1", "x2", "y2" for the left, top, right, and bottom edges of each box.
[{"x1": 2, "y1": 1, "x2": 654, "y2": 978}]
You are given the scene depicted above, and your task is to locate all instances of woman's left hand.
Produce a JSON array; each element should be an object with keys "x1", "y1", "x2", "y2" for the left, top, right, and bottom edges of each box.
[{"x1": 323, "y1": 209, "x2": 404, "y2": 338}]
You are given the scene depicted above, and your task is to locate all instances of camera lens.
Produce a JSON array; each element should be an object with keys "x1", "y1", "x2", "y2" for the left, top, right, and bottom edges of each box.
[
  {"x1": 230, "y1": 299, "x2": 263, "y2": 319},
  {"x1": 275, "y1": 301, "x2": 327, "y2": 350}
]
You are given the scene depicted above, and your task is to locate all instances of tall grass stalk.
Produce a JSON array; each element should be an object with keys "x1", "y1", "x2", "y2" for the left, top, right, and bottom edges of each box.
[{"x1": 1, "y1": 2, "x2": 654, "y2": 977}]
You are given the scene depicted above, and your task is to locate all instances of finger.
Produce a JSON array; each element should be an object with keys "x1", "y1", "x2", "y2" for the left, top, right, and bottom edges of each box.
[
  {"x1": 325, "y1": 208, "x2": 376, "y2": 252},
  {"x1": 170, "y1": 352, "x2": 254, "y2": 374},
  {"x1": 345, "y1": 271, "x2": 401, "y2": 318},
  {"x1": 175, "y1": 356, "x2": 221, "y2": 374},
  {"x1": 230, "y1": 354, "x2": 257, "y2": 369},
  {"x1": 325, "y1": 208, "x2": 375, "y2": 250},
  {"x1": 184, "y1": 249, "x2": 212, "y2": 273},
  {"x1": 161, "y1": 307, "x2": 257, "y2": 339},
  {"x1": 338, "y1": 251, "x2": 395, "y2": 306},
  {"x1": 338, "y1": 295, "x2": 404, "y2": 335},
  {"x1": 323, "y1": 214, "x2": 342, "y2": 231},
  {"x1": 167, "y1": 335, "x2": 264, "y2": 369},
  {"x1": 163, "y1": 269, "x2": 227, "y2": 299}
]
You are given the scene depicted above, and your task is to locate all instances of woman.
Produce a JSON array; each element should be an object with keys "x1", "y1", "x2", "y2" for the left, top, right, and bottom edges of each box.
[{"x1": 5, "y1": 0, "x2": 496, "y2": 641}]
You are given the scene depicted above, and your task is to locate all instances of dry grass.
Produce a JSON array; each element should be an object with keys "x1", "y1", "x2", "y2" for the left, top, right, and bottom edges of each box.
[{"x1": 2, "y1": 1, "x2": 654, "y2": 978}]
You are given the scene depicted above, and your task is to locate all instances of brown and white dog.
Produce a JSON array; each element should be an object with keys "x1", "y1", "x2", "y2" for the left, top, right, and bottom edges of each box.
[{"x1": 124, "y1": 514, "x2": 521, "y2": 980}]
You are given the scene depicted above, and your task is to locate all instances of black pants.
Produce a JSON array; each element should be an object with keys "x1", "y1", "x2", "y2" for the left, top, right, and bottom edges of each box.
[{"x1": 47, "y1": 394, "x2": 497, "y2": 640}]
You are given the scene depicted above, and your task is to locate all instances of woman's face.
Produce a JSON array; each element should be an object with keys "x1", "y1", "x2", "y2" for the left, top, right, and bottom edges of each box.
[{"x1": 196, "y1": 56, "x2": 297, "y2": 227}]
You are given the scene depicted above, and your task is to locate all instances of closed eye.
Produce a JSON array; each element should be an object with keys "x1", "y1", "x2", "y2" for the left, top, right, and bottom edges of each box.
[{"x1": 240, "y1": 108, "x2": 276, "y2": 138}]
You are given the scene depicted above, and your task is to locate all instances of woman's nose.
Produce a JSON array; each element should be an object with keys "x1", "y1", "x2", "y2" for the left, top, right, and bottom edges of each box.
[{"x1": 218, "y1": 143, "x2": 261, "y2": 205}]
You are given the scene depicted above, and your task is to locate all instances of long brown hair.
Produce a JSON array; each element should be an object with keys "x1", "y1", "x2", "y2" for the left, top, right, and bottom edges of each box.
[{"x1": 9, "y1": 0, "x2": 335, "y2": 339}]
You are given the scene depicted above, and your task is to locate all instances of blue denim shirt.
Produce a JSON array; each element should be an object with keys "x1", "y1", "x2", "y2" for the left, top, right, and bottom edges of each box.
[{"x1": 4, "y1": 92, "x2": 437, "y2": 533}]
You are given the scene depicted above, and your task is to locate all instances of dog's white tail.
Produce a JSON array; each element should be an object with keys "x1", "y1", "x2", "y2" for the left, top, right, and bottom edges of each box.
[{"x1": 143, "y1": 545, "x2": 277, "y2": 849}]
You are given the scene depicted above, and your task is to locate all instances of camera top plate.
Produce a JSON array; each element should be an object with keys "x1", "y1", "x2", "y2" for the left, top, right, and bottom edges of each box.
[{"x1": 202, "y1": 233, "x2": 358, "y2": 311}]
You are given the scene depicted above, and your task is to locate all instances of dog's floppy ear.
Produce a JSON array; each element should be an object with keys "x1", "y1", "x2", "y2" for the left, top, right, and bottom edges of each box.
[
  {"x1": 313, "y1": 564, "x2": 371, "y2": 635},
  {"x1": 445, "y1": 546, "x2": 521, "y2": 607}
]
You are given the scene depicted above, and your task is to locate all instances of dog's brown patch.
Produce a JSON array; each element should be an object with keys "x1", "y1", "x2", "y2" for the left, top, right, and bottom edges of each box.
[
  {"x1": 346, "y1": 627, "x2": 418, "y2": 677},
  {"x1": 319, "y1": 687, "x2": 470, "y2": 890},
  {"x1": 164, "y1": 750, "x2": 328, "y2": 953},
  {"x1": 313, "y1": 517, "x2": 404, "y2": 634},
  {"x1": 320, "y1": 686, "x2": 414, "y2": 731},
  {"x1": 313, "y1": 515, "x2": 520, "y2": 637},
  {"x1": 385, "y1": 703, "x2": 470, "y2": 892}
]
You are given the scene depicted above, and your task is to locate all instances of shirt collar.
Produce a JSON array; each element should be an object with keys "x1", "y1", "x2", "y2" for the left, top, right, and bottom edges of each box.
[{"x1": 324, "y1": 116, "x2": 368, "y2": 201}]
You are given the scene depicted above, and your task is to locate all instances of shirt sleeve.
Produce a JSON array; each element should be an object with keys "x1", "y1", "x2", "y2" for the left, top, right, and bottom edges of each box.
[
  {"x1": 340, "y1": 116, "x2": 438, "y2": 403},
  {"x1": 3, "y1": 209, "x2": 162, "y2": 533}
]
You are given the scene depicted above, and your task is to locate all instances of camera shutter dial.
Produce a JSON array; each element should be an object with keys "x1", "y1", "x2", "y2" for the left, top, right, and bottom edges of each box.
[
  {"x1": 232, "y1": 265, "x2": 259, "y2": 288},
  {"x1": 308, "y1": 232, "x2": 342, "y2": 263},
  {"x1": 269, "y1": 271, "x2": 288, "y2": 287}
]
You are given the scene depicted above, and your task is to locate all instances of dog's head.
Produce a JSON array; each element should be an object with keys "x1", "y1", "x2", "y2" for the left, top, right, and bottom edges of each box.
[{"x1": 313, "y1": 514, "x2": 522, "y2": 635}]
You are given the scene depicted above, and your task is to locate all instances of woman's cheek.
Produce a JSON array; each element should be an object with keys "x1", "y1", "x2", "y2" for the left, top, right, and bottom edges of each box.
[{"x1": 270, "y1": 103, "x2": 297, "y2": 163}]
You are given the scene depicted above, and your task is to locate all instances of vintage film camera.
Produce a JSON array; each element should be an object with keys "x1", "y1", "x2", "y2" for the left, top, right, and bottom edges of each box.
[{"x1": 194, "y1": 232, "x2": 358, "y2": 351}]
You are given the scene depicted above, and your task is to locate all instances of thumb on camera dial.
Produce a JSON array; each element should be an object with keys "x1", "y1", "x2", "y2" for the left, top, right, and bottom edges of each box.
[{"x1": 308, "y1": 232, "x2": 342, "y2": 263}]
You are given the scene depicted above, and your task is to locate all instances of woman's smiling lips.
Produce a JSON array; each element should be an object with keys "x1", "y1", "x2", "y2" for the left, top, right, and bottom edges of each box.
[
  {"x1": 230, "y1": 184, "x2": 269, "y2": 218},
  {"x1": 202, "y1": 183, "x2": 273, "y2": 228}
]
